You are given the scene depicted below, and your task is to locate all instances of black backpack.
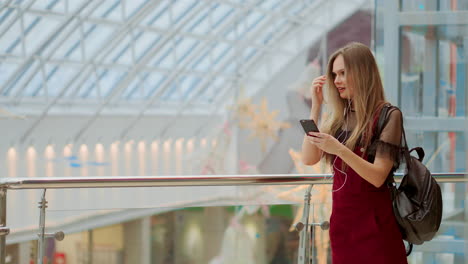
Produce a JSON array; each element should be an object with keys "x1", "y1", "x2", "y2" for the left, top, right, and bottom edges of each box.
[{"x1": 375, "y1": 104, "x2": 443, "y2": 254}]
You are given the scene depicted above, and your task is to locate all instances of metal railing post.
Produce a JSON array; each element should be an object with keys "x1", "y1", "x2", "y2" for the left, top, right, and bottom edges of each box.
[
  {"x1": 37, "y1": 189, "x2": 47, "y2": 264},
  {"x1": 294, "y1": 184, "x2": 330, "y2": 264},
  {"x1": 0, "y1": 188, "x2": 9, "y2": 264},
  {"x1": 297, "y1": 185, "x2": 313, "y2": 264},
  {"x1": 88, "y1": 230, "x2": 93, "y2": 264}
]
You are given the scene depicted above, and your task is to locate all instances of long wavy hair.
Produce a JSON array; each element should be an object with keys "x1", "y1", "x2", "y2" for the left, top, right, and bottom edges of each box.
[{"x1": 321, "y1": 42, "x2": 387, "y2": 164}]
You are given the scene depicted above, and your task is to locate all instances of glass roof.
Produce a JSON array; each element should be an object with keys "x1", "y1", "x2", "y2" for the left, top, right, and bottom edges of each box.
[{"x1": 0, "y1": 0, "x2": 358, "y2": 116}]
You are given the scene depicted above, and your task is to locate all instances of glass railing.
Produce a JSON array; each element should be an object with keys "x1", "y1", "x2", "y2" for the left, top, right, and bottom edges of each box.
[{"x1": 0, "y1": 173, "x2": 466, "y2": 264}]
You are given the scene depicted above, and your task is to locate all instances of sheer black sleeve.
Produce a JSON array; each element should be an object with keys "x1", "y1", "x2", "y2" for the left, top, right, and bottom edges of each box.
[{"x1": 368, "y1": 108, "x2": 403, "y2": 168}]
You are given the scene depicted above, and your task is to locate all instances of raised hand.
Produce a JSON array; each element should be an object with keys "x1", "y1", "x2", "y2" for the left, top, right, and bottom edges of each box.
[{"x1": 311, "y1": 75, "x2": 326, "y2": 107}]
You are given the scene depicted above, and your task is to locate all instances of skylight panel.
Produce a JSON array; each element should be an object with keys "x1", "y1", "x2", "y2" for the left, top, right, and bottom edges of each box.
[
  {"x1": 179, "y1": 75, "x2": 202, "y2": 100},
  {"x1": 0, "y1": 63, "x2": 19, "y2": 96},
  {"x1": 224, "y1": 24, "x2": 237, "y2": 41},
  {"x1": 227, "y1": 10, "x2": 264, "y2": 38},
  {"x1": 289, "y1": 1, "x2": 306, "y2": 16},
  {"x1": 97, "y1": 69, "x2": 128, "y2": 98},
  {"x1": 134, "y1": 31, "x2": 161, "y2": 62},
  {"x1": 259, "y1": 0, "x2": 283, "y2": 10},
  {"x1": 221, "y1": 59, "x2": 237, "y2": 74},
  {"x1": 243, "y1": 47, "x2": 257, "y2": 63},
  {"x1": 176, "y1": 37, "x2": 199, "y2": 63},
  {"x1": 211, "y1": 3, "x2": 234, "y2": 30},
  {"x1": 23, "y1": 14, "x2": 61, "y2": 55},
  {"x1": 229, "y1": 0, "x2": 246, "y2": 4},
  {"x1": 140, "y1": 0, "x2": 170, "y2": 26},
  {"x1": 0, "y1": 10, "x2": 22, "y2": 56},
  {"x1": 43, "y1": 64, "x2": 78, "y2": 97},
  {"x1": 63, "y1": 68, "x2": 93, "y2": 98},
  {"x1": 12, "y1": 0, "x2": 25, "y2": 6},
  {"x1": 90, "y1": 0, "x2": 122, "y2": 20},
  {"x1": 121, "y1": 71, "x2": 167, "y2": 100},
  {"x1": 259, "y1": 19, "x2": 287, "y2": 47},
  {"x1": 83, "y1": 23, "x2": 116, "y2": 57},
  {"x1": 126, "y1": 0, "x2": 149, "y2": 20},
  {"x1": 143, "y1": 73, "x2": 166, "y2": 98},
  {"x1": 160, "y1": 75, "x2": 200, "y2": 102},
  {"x1": 161, "y1": 81, "x2": 178, "y2": 101},
  {"x1": 40, "y1": 18, "x2": 82, "y2": 57},
  {"x1": 171, "y1": 0, "x2": 199, "y2": 25},
  {"x1": 147, "y1": 2, "x2": 171, "y2": 28},
  {"x1": 150, "y1": 40, "x2": 176, "y2": 69},
  {"x1": 199, "y1": 76, "x2": 227, "y2": 104},
  {"x1": 46, "y1": 67, "x2": 69, "y2": 93},
  {"x1": 121, "y1": 73, "x2": 144, "y2": 99},
  {"x1": 104, "y1": 35, "x2": 133, "y2": 64},
  {"x1": 182, "y1": 4, "x2": 211, "y2": 34},
  {"x1": 190, "y1": 48, "x2": 211, "y2": 72},
  {"x1": 31, "y1": 0, "x2": 65, "y2": 12},
  {"x1": 0, "y1": 8, "x2": 19, "y2": 33},
  {"x1": 67, "y1": 0, "x2": 85, "y2": 13},
  {"x1": 22, "y1": 67, "x2": 44, "y2": 97},
  {"x1": 211, "y1": 42, "x2": 231, "y2": 65},
  {"x1": 244, "y1": 11, "x2": 264, "y2": 34},
  {"x1": 78, "y1": 72, "x2": 99, "y2": 98},
  {"x1": 2, "y1": 59, "x2": 39, "y2": 96},
  {"x1": 50, "y1": 27, "x2": 83, "y2": 61}
]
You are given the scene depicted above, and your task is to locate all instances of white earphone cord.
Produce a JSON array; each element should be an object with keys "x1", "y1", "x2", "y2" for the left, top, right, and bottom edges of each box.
[{"x1": 322, "y1": 99, "x2": 352, "y2": 192}]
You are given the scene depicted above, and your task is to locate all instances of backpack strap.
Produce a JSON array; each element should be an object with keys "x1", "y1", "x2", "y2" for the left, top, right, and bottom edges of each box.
[
  {"x1": 371, "y1": 103, "x2": 399, "y2": 186},
  {"x1": 374, "y1": 104, "x2": 391, "y2": 141},
  {"x1": 406, "y1": 243, "x2": 413, "y2": 256},
  {"x1": 400, "y1": 111, "x2": 414, "y2": 168},
  {"x1": 410, "y1": 147, "x2": 425, "y2": 162},
  {"x1": 370, "y1": 103, "x2": 395, "y2": 150},
  {"x1": 380, "y1": 105, "x2": 412, "y2": 167}
]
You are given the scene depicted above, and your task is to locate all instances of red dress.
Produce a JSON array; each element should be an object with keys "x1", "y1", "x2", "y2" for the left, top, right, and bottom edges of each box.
[{"x1": 329, "y1": 110, "x2": 408, "y2": 264}]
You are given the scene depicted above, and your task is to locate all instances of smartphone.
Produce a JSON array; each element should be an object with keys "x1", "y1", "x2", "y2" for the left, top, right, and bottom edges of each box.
[{"x1": 300, "y1": 119, "x2": 319, "y2": 135}]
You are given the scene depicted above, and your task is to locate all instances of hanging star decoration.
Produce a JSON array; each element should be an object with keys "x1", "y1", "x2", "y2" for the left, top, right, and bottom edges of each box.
[
  {"x1": 228, "y1": 88, "x2": 256, "y2": 128},
  {"x1": 244, "y1": 98, "x2": 290, "y2": 152}
]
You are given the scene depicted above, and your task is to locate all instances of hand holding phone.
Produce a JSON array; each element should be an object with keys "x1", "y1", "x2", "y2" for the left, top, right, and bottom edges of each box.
[{"x1": 300, "y1": 119, "x2": 319, "y2": 136}]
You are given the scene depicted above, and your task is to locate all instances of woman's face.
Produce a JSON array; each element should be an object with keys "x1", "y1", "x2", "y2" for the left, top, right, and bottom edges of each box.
[{"x1": 332, "y1": 54, "x2": 354, "y2": 100}]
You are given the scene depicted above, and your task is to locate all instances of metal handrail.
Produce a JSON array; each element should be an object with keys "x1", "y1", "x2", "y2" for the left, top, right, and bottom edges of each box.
[{"x1": 0, "y1": 172, "x2": 466, "y2": 190}]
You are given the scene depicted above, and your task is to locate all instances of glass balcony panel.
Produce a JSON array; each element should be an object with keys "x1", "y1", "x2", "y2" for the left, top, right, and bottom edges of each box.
[
  {"x1": 4, "y1": 179, "x2": 466, "y2": 264},
  {"x1": 7, "y1": 185, "x2": 325, "y2": 264}
]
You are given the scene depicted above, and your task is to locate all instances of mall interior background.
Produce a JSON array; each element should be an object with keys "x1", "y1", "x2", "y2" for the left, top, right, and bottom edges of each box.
[{"x1": 0, "y1": 0, "x2": 467, "y2": 263}]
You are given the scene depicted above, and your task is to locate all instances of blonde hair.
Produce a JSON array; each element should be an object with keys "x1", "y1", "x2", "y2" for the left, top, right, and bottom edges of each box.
[{"x1": 321, "y1": 42, "x2": 387, "y2": 163}]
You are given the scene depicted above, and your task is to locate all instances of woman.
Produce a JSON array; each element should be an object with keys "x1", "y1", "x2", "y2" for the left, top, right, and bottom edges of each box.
[{"x1": 301, "y1": 42, "x2": 407, "y2": 263}]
